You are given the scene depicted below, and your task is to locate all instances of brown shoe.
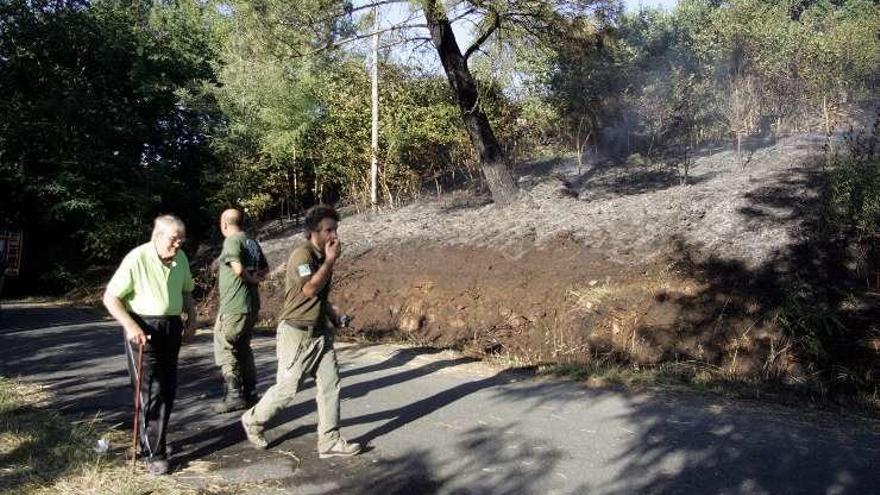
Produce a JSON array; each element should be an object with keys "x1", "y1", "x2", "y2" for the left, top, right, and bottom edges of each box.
[{"x1": 214, "y1": 395, "x2": 248, "y2": 413}]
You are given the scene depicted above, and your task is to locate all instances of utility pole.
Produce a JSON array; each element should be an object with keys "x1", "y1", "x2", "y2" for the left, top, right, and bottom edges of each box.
[{"x1": 370, "y1": 6, "x2": 379, "y2": 207}]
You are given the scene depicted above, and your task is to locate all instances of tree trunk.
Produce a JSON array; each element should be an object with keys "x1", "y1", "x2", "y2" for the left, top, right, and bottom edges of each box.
[{"x1": 423, "y1": 1, "x2": 517, "y2": 206}]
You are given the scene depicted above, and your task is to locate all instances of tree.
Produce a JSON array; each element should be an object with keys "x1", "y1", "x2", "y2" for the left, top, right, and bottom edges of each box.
[
  {"x1": 263, "y1": 0, "x2": 615, "y2": 205},
  {"x1": 418, "y1": 1, "x2": 517, "y2": 204},
  {"x1": 211, "y1": 0, "x2": 478, "y2": 212},
  {"x1": 421, "y1": 1, "x2": 620, "y2": 203},
  {"x1": 0, "y1": 0, "x2": 219, "y2": 291}
]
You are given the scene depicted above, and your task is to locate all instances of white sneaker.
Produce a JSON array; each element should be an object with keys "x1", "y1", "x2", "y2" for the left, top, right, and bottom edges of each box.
[
  {"x1": 318, "y1": 437, "x2": 362, "y2": 458},
  {"x1": 240, "y1": 415, "x2": 268, "y2": 449}
]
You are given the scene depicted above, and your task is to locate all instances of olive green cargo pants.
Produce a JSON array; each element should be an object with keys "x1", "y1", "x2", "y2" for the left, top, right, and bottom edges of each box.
[
  {"x1": 241, "y1": 320, "x2": 341, "y2": 451},
  {"x1": 213, "y1": 312, "x2": 258, "y2": 396}
]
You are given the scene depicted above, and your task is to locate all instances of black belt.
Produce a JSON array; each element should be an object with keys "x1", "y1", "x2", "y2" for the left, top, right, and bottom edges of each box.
[{"x1": 134, "y1": 314, "x2": 181, "y2": 321}]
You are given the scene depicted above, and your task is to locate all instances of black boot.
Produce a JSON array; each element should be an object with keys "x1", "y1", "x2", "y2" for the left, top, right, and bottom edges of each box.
[
  {"x1": 213, "y1": 377, "x2": 247, "y2": 413},
  {"x1": 243, "y1": 387, "x2": 260, "y2": 408}
]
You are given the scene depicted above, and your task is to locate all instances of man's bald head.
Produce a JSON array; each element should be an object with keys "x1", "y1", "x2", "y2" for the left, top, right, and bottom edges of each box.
[
  {"x1": 221, "y1": 209, "x2": 242, "y2": 226},
  {"x1": 220, "y1": 209, "x2": 243, "y2": 237}
]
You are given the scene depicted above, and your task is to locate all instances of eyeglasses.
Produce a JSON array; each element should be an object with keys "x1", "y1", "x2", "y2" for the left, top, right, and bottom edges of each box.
[{"x1": 163, "y1": 234, "x2": 186, "y2": 246}]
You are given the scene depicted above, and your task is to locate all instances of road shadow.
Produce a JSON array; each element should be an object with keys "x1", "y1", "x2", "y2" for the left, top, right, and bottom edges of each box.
[
  {"x1": 171, "y1": 346, "x2": 478, "y2": 464},
  {"x1": 585, "y1": 394, "x2": 878, "y2": 494},
  {"x1": 552, "y1": 133, "x2": 880, "y2": 493},
  {"x1": 492, "y1": 378, "x2": 880, "y2": 495},
  {"x1": 321, "y1": 423, "x2": 564, "y2": 495},
  {"x1": 0, "y1": 304, "x2": 107, "y2": 334},
  {"x1": 630, "y1": 160, "x2": 878, "y2": 399},
  {"x1": 269, "y1": 353, "x2": 485, "y2": 447},
  {"x1": 342, "y1": 368, "x2": 530, "y2": 446},
  {"x1": 1, "y1": 298, "x2": 878, "y2": 493}
]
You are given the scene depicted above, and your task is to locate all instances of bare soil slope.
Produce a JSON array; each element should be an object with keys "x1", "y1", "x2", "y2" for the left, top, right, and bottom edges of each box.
[{"x1": 253, "y1": 134, "x2": 878, "y2": 397}]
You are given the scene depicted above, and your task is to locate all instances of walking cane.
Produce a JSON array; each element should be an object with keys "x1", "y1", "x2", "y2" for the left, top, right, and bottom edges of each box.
[{"x1": 131, "y1": 340, "x2": 144, "y2": 468}]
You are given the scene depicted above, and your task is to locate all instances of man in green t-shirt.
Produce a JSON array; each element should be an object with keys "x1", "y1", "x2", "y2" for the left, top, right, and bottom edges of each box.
[
  {"x1": 214, "y1": 209, "x2": 268, "y2": 413},
  {"x1": 103, "y1": 214, "x2": 197, "y2": 475},
  {"x1": 240, "y1": 205, "x2": 361, "y2": 458}
]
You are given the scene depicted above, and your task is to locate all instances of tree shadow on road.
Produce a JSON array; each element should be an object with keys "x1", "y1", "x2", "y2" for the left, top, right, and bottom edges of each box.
[
  {"x1": 306, "y1": 423, "x2": 564, "y2": 495},
  {"x1": 270, "y1": 353, "x2": 486, "y2": 447},
  {"x1": 0, "y1": 305, "x2": 106, "y2": 334},
  {"x1": 170, "y1": 346, "x2": 480, "y2": 464},
  {"x1": 491, "y1": 377, "x2": 880, "y2": 495},
  {"x1": 574, "y1": 394, "x2": 879, "y2": 494},
  {"x1": 566, "y1": 142, "x2": 880, "y2": 493}
]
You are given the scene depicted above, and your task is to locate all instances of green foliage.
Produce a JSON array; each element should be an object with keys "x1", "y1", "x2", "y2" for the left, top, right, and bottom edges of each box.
[
  {"x1": 775, "y1": 281, "x2": 848, "y2": 362},
  {"x1": 373, "y1": 65, "x2": 475, "y2": 203},
  {"x1": 0, "y1": 0, "x2": 220, "y2": 291},
  {"x1": 208, "y1": 0, "x2": 483, "y2": 213},
  {"x1": 828, "y1": 115, "x2": 880, "y2": 238},
  {"x1": 534, "y1": 0, "x2": 880, "y2": 157},
  {"x1": 3, "y1": 0, "x2": 878, "y2": 294}
]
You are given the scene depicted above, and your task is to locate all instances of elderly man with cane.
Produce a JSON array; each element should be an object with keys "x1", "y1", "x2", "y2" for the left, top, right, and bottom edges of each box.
[{"x1": 103, "y1": 214, "x2": 197, "y2": 475}]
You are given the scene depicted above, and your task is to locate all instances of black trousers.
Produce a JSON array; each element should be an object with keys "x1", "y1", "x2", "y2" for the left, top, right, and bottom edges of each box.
[{"x1": 123, "y1": 314, "x2": 182, "y2": 460}]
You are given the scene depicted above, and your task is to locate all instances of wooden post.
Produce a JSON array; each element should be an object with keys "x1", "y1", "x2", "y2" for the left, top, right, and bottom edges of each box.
[{"x1": 370, "y1": 6, "x2": 380, "y2": 208}]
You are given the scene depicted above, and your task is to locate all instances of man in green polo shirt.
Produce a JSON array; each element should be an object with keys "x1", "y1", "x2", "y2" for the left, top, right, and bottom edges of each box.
[
  {"x1": 213, "y1": 208, "x2": 268, "y2": 413},
  {"x1": 103, "y1": 214, "x2": 197, "y2": 475},
  {"x1": 240, "y1": 204, "x2": 361, "y2": 458}
]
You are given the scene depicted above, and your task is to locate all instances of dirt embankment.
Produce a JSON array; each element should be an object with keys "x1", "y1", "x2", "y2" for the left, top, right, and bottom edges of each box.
[
  {"x1": 250, "y1": 134, "x2": 878, "y2": 400},
  {"x1": 260, "y1": 243, "x2": 792, "y2": 381}
]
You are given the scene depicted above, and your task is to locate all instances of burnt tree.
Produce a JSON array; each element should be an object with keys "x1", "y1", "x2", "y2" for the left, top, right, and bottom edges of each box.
[{"x1": 422, "y1": 1, "x2": 518, "y2": 206}]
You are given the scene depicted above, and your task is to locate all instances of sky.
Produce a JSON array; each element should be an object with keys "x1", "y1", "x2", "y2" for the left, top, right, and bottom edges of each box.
[
  {"x1": 369, "y1": 0, "x2": 681, "y2": 44},
  {"x1": 353, "y1": 0, "x2": 681, "y2": 68}
]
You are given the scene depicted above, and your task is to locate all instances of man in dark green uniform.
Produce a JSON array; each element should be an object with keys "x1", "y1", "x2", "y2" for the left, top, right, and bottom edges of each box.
[
  {"x1": 240, "y1": 204, "x2": 361, "y2": 458},
  {"x1": 214, "y1": 208, "x2": 268, "y2": 413}
]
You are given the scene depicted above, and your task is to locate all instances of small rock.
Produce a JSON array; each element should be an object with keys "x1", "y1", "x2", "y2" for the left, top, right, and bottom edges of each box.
[
  {"x1": 509, "y1": 316, "x2": 529, "y2": 328},
  {"x1": 94, "y1": 438, "x2": 110, "y2": 454}
]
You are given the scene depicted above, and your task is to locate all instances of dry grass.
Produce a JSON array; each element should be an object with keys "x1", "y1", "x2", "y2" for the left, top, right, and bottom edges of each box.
[
  {"x1": 566, "y1": 282, "x2": 612, "y2": 314},
  {"x1": 0, "y1": 377, "x2": 196, "y2": 495},
  {"x1": 0, "y1": 377, "x2": 283, "y2": 494}
]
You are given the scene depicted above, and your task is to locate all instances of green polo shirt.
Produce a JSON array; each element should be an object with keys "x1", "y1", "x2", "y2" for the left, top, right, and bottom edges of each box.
[{"x1": 107, "y1": 242, "x2": 194, "y2": 316}]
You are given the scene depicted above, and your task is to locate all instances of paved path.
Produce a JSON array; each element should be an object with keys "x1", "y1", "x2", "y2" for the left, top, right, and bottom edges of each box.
[{"x1": 1, "y1": 303, "x2": 878, "y2": 494}]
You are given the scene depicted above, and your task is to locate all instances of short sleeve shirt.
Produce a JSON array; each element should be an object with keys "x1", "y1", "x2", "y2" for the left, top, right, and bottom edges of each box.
[
  {"x1": 106, "y1": 242, "x2": 194, "y2": 316},
  {"x1": 278, "y1": 244, "x2": 330, "y2": 326},
  {"x1": 218, "y1": 232, "x2": 261, "y2": 314}
]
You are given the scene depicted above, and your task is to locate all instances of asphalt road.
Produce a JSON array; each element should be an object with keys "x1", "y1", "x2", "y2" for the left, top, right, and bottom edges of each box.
[{"x1": 1, "y1": 303, "x2": 878, "y2": 494}]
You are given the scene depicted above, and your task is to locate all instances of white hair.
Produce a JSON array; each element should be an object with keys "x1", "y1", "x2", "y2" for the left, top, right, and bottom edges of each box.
[{"x1": 152, "y1": 214, "x2": 186, "y2": 239}]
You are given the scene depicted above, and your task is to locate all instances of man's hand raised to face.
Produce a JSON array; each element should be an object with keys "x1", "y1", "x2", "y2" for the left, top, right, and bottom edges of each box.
[{"x1": 325, "y1": 238, "x2": 341, "y2": 264}]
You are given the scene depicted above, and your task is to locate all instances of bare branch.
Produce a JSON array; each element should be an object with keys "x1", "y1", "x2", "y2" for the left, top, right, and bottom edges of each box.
[
  {"x1": 464, "y1": 12, "x2": 501, "y2": 61},
  {"x1": 302, "y1": 0, "x2": 412, "y2": 32},
  {"x1": 345, "y1": 0, "x2": 411, "y2": 16},
  {"x1": 449, "y1": 7, "x2": 478, "y2": 24},
  {"x1": 379, "y1": 36, "x2": 433, "y2": 52},
  {"x1": 289, "y1": 22, "x2": 428, "y2": 59}
]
